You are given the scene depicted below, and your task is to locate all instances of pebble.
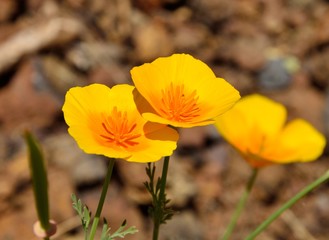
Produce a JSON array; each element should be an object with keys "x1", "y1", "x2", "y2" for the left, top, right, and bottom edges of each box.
[
  {"x1": 43, "y1": 132, "x2": 107, "y2": 186},
  {"x1": 258, "y1": 58, "x2": 292, "y2": 90}
]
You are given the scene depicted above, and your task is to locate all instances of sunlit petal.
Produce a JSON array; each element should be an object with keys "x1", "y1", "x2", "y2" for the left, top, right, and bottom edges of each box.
[
  {"x1": 276, "y1": 119, "x2": 326, "y2": 162},
  {"x1": 131, "y1": 53, "x2": 240, "y2": 127},
  {"x1": 233, "y1": 94, "x2": 287, "y2": 137},
  {"x1": 214, "y1": 94, "x2": 326, "y2": 168},
  {"x1": 62, "y1": 83, "x2": 179, "y2": 163}
]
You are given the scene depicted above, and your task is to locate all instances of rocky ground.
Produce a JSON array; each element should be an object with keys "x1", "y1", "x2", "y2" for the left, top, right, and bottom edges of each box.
[{"x1": 0, "y1": 0, "x2": 329, "y2": 239}]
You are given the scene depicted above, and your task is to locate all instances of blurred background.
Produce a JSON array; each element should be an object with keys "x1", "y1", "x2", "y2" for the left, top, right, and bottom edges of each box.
[{"x1": 0, "y1": 0, "x2": 329, "y2": 239}]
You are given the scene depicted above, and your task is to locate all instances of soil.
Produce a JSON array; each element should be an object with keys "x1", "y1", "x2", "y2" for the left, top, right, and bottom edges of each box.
[{"x1": 0, "y1": 0, "x2": 329, "y2": 240}]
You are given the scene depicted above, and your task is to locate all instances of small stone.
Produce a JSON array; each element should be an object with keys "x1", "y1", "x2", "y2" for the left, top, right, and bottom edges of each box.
[
  {"x1": 43, "y1": 132, "x2": 107, "y2": 186},
  {"x1": 167, "y1": 156, "x2": 197, "y2": 207},
  {"x1": 173, "y1": 23, "x2": 209, "y2": 52},
  {"x1": 178, "y1": 126, "x2": 210, "y2": 149},
  {"x1": 132, "y1": 18, "x2": 174, "y2": 62},
  {"x1": 66, "y1": 42, "x2": 125, "y2": 72},
  {"x1": 0, "y1": 60, "x2": 61, "y2": 133},
  {"x1": 305, "y1": 47, "x2": 329, "y2": 89},
  {"x1": 216, "y1": 31, "x2": 268, "y2": 71},
  {"x1": 88, "y1": 64, "x2": 130, "y2": 86},
  {"x1": 0, "y1": 1, "x2": 17, "y2": 23},
  {"x1": 258, "y1": 58, "x2": 292, "y2": 90},
  {"x1": 40, "y1": 55, "x2": 85, "y2": 97},
  {"x1": 161, "y1": 211, "x2": 203, "y2": 240}
]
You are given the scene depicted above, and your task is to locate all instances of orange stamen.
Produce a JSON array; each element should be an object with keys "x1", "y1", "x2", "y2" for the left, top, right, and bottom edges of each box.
[
  {"x1": 100, "y1": 107, "x2": 141, "y2": 148},
  {"x1": 159, "y1": 83, "x2": 200, "y2": 122}
]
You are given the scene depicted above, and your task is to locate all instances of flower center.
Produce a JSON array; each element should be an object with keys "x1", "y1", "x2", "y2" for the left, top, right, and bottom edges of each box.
[
  {"x1": 99, "y1": 107, "x2": 141, "y2": 148},
  {"x1": 159, "y1": 83, "x2": 200, "y2": 122}
]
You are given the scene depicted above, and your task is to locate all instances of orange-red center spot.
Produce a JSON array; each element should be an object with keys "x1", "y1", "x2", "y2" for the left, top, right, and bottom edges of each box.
[
  {"x1": 159, "y1": 83, "x2": 200, "y2": 122},
  {"x1": 100, "y1": 108, "x2": 141, "y2": 148}
]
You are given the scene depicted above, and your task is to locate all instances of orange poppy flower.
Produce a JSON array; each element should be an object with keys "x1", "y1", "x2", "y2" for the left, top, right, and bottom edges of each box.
[
  {"x1": 130, "y1": 53, "x2": 240, "y2": 128},
  {"x1": 62, "y1": 84, "x2": 179, "y2": 162},
  {"x1": 215, "y1": 94, "x2": 326, "y2": 168}
]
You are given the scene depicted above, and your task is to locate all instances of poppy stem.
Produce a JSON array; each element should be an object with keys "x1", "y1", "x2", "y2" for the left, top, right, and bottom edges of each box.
[
  {"x1": 153, "y1": 156, "x2": 171, "y2": 240},
  {"x1": 220, "y1": 168, "x2": 258, "y2": 240},
  {"x1": 245, "y1": 169, "x2": 329, "y2": 240},
  {"x1": 88, "y1": 158, "x2": 115, "y2": 240}
]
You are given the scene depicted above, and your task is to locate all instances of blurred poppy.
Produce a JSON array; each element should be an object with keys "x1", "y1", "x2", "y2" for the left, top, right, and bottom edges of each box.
[
  {"x1": 130, "y1": 53, "x2": 240, "y2": 128},
  {"x1": 215, "y1": 94, "x2": 326, "y2": 168},
  {"x1": 62, "y1": 84, "x2": 179, "y2": 162}
]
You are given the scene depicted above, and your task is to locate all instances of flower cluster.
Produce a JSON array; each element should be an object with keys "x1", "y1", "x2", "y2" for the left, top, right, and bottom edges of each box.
[
  {"x1": 62, "y1": 53, "x2": 240, "y2": 162},
  {"x1": 61, "y1": 53, "x2": 327, "y2": 240}
]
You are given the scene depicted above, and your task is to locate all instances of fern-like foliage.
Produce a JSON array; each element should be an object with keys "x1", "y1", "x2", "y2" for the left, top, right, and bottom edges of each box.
[
  {"x1": 100, "y1": 219, "x2": 138, "y2": 240},
  {"x1": 72, "y1": 193, "x2": 138, "y2": 240},
  {"x1": 71, "y1": 193, "x2": 91, "y2": 235},
  {"x1": 144, "y1": 163, "x2": 175, "y2": 225}
]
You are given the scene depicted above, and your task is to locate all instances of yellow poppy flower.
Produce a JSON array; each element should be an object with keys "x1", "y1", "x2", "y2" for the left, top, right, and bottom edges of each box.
[
  {"x1": 215, "y1": 94, "x2": 326, "y2": 168},
  {"x1": 130, "y1": 53, "x2": 240, "y2": 128},
  {"x1": 62, "y1": 84, "x2": 179, "y2": 162}
]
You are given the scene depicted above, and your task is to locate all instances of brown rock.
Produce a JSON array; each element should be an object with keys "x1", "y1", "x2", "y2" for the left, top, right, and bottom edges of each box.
[
  {"x1": 161, "y1": 211, "x2": 203, "y2": 240},
  {"x1": 0, "y1": 16, "x2": 85, "y2": 73},
  {"x1": 44, "y1": 132, "x2": 107, "y2": 186},
  {"x1": 0, "y1": 0, "x2": 17, "y2": 23},
  {"x1": 41, "y1": 55, "x2": 85, "y2": 97},
  {"x1": 261, "y1": 0, "x2": 285, "y2": 34},
  {"x1": 267, "y1": 72, "x2": 326, "y2": 132},
  {"x1": 280, "y1": 23, "x2": 316, "y2": 57},
  {"x1": 253, "y1": 165, "x2": 287, "y2": 204},
  {"x1": 234, "y1": 0, "x2": 262, "y2": 20},
  {"x1": 315, "y1": 8, "x2": 329, "y2": 46},
  {"x1": 0, "y1": 60, "x2": 61, "y2": 133},
  {"x1": 88, "y1": 64, "x2": 130, "y2": 87},
  {"x1": 229, "y1": 36, "x2": 268, "y2": 71},
  {"x1": 306, "y1": 47, "x2": 329, "y2": 88},
  {"x1": 192, "y1": 0, "x2": 234, "y2": 22},
  {"x1": 217, "y1": 22, "x2": 269, "y2": 71},
  {"x1": 178, "y1": 126, "x2": 211, "y2": 149},
  {"x1": 173, "y1": 22, "x2": 209, "y2": 53},
  {"x1": 194, "y1": 160, "x2": 223, "y2": 214},
  {"x1": 66, "y1": 42, "x2": 125, "y2": 72},
  {"x1": 132, "y1": 18, "x2": 174, "y2": 62},
  {"x1": 116, "y1": 161, "x2": 151, "y2": 204},
  {"x1": 167, "y1": 156, "x2": 197, "y2": 207}
]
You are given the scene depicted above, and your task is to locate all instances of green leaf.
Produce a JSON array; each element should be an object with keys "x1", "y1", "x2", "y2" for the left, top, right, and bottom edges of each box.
[
  {"x1": 100, "y1": 219, "x2": 138, "y2": 240},
  {"x1": 144, "y1": 162, "x2": 175, "y2": 225},
  {"x1": 71, "y1": 193, "x2": 91, "y2": 231},
  {"x1": 100, "y1": 221, "x2": 109, "y2": 240},
  {"x1": 24, "y1": 131, "x2": 50, "y2": 231}
]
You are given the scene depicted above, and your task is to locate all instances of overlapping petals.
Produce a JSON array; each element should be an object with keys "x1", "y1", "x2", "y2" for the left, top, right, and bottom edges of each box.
[
  {"x1": 130, "y1": 53, "x2": 240, "y2": 128},
  {"x1": 62, "y1": 84, "x2": 179, "y2": 162},
  {"x1": 215, "y1": 94, "x2": 326, "y2": 168}
]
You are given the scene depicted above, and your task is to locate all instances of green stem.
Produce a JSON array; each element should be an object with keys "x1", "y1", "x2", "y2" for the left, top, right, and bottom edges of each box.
[
  {"x1": 245, "y1": 169, "x2": 329, "y2": 240},
  {"x1": 220, "y1": 168, "x2": 259, "y2": 240},
  {"x1": 152, "y1": 156, "x2": 170, "y2": 240},
  {"x1": 88, "y1": 158, "x2": 115, "y2": 240}
]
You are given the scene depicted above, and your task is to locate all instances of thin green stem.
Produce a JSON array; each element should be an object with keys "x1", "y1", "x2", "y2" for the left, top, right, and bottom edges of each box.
[
  {"x1": 245, "y1": 169, "x2": 329, "y2": 240},
  {"x1": 152, "y1": 156, "x2": 170, "y2": 240},
  {"x1": 220, "y1": 168, "x2": 259, "y2": 240},
  {"x1": 88, "y1": 158, "x2": 116, "y2": 240}
]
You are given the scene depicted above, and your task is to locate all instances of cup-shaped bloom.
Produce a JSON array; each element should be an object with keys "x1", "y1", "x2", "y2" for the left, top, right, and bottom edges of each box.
[
  {"x1": 62, "y1": 84, "x2": 179, "y2": 162},
  {"x1": 130, "y1": 53, "x2": 240, "y2": 128},
  {"x1": 215, "y1": 94, "x2": 326, "y2": 168}
]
